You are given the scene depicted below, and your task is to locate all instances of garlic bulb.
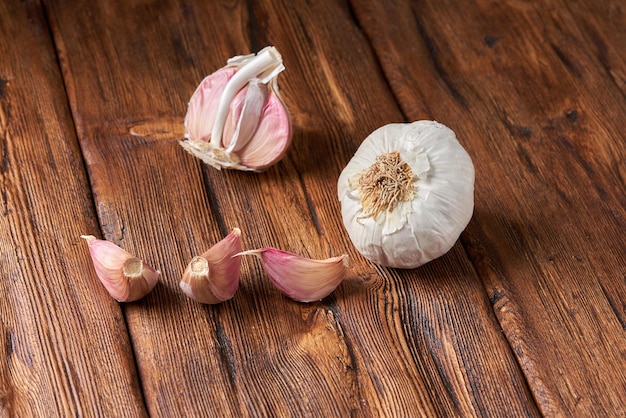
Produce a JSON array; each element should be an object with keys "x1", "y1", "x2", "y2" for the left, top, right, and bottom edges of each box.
[
  {"x1": 180, "y1": 46, "x2": 292, "y2": 171},
  {"x1": 337, "y1": 121, "x2": 474, "y2": 268}
]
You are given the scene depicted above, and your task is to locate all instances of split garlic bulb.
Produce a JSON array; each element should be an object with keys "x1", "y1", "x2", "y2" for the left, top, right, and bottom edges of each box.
[
  {"x1": 181, "y1": 46, "x2": 292, "y2": 171},
  {"x1": 337, "y1": 121, "x2": 474, "y2": 269}
]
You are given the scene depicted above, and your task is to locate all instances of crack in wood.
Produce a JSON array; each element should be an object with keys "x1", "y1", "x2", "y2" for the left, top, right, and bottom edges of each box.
[
  {"x1": 484, "y1": 35, "x2": 502, "y2": 48},
  {"x1": 0, "y1": 95, "x2": 11, "y2": 217},
  {"x1": 0, "y1": 330, "x2": 15, "y2": 417},
  {"x1": 598, "y1": 280, "x2": 626, "y2": 331},
  {"x1": 295, "y1": 169, "x2": 322, "y2": 237},
  {"x1": 411, "y1": 8, "x2": 468, "y2": 109},
  {"x1": 214, "y1": 320, "x2": 239, "y2": 393},
  {"x1": 582, "y1": 22, "x2": 626, "y2": 96},
  {"x1": 325, "y1": 300, "x2": 362, "y2": 413},
  {"x1": 551, "y1": 44, "x2": 583, "y2": 78},
  {"x1": 244, "y1": 0, "x2": 266, "y2": 53},
  {"x1": 0, "y1": 78, "x2": 7, "y2": 99}
]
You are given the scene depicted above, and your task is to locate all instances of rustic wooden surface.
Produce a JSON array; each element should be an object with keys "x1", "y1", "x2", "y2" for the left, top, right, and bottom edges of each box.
[{"x1": 0, "y1": 0, "x2": 624, "y2": 416}]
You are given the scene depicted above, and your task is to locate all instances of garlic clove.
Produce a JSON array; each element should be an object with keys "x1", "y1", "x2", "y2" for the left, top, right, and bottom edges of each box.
[
  {"x1": 80, "y1": 235, "x2": 160, "y2": 302},
  {"x1": 180, "y1": 228, "x2": 242, "y2": 304},
  {"x1": 180, "y1": 46, "x2": 292, "y2": 172},
  {"x1": 234, "y1": 86, "x2": 292, "y2": 171},
  {"x1": 239, "y1": 248, "x2": 349, "y2": 303},
  {"x1": 184, "y1": 67, "x2": 235, "y2": 144},
  {"x1": 222, "y1": 79, "x2": 267, "y2": 153}
]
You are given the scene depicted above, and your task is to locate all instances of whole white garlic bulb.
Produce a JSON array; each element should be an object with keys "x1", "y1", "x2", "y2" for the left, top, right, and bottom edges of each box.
[{"x1": 337, "y1": 121, "x2": 474, "y2": 269}]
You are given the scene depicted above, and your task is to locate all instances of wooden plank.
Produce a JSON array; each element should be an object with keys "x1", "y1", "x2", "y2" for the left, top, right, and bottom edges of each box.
[
  {"x1": 0, "y1": 1, "x2": 146, "y2": 416},
  {"x1": 46, "y1": 0, "x2": 539, "y2": 416},
  {"x1": 564, "y1": 0, "x2": 626, "y2": 329},
  {"x1": 241, "y1": 2, "x2": 540, "y2": 416},
  {"x1": 349, "y1": 0, "x2": 626, "y2": 415},
  {"x1": 43, "y1": 1, "x2": 245, "y2": 415}
]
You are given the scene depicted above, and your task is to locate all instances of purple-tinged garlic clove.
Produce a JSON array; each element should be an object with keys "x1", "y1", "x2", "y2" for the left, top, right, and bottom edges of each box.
[
  {"x1": 234, "y1": 87, "x2": 292, "y2": 171},
  {"x1": 180, "y1": 228, "x2": 242, "y2": 304},
  {"x1": 239, "y1": 247, "x2": 349, "y2": 303},
  {"x1": 81, "y1": 235, "x2": 160, "y2": 302}
]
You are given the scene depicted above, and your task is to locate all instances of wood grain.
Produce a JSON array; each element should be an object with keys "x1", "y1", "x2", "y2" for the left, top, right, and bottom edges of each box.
[
  {"x1": 0, "y1": 1, "x2": 146, "y2": 416},
  {"x1": 43, "y1": 0, "x2": 539, "y2": 416},
  {"x1": 2, "y1": 0, "x2": 624, "y2": 415},
  {"x1": 350, "y1": 0, "x2": 626, "y2": 415},
  {"x1": 45, "y1": 1, "x2": 247, "y2": 414}
]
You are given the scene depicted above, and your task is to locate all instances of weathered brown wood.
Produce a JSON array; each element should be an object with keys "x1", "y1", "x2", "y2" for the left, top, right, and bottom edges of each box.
[
  {"x1": 0, "y1": 1, "x2": 146, "y2": 416},
  {"x1": 42, "y1": 0, "x2": 541, "y2": 416},
  {"x1": 3, "y1": 0, "x2": 623, "y2": 415},
  {"x1": 44, "y1": 1, "x2": 247, "y2": 414},
  {"x1": 350, "y1": 0, "x2": 626, "y2": 415}
]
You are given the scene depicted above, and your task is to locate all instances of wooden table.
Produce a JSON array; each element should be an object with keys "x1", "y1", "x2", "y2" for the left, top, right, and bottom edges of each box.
[{"x1": 1, "y1": 0, "x2": 624, "y2": 416}]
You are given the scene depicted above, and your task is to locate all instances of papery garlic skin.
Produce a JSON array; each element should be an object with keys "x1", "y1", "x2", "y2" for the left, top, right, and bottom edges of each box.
[
  {"x1": 239, "y1": 248, "x2": 349, "y2": 303},
  {"x1": 338, "y1": 121, "x2": 474, "y2": 269},
  {"x1": 81, "y1": 235, "x2": 160, "y2": 302},
  {"x1": 180, "y1": 228, "x2": 242, "y2": 304},
  {"x1": 181, "y1": 46, "x2": 292, "y2": 171}
]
